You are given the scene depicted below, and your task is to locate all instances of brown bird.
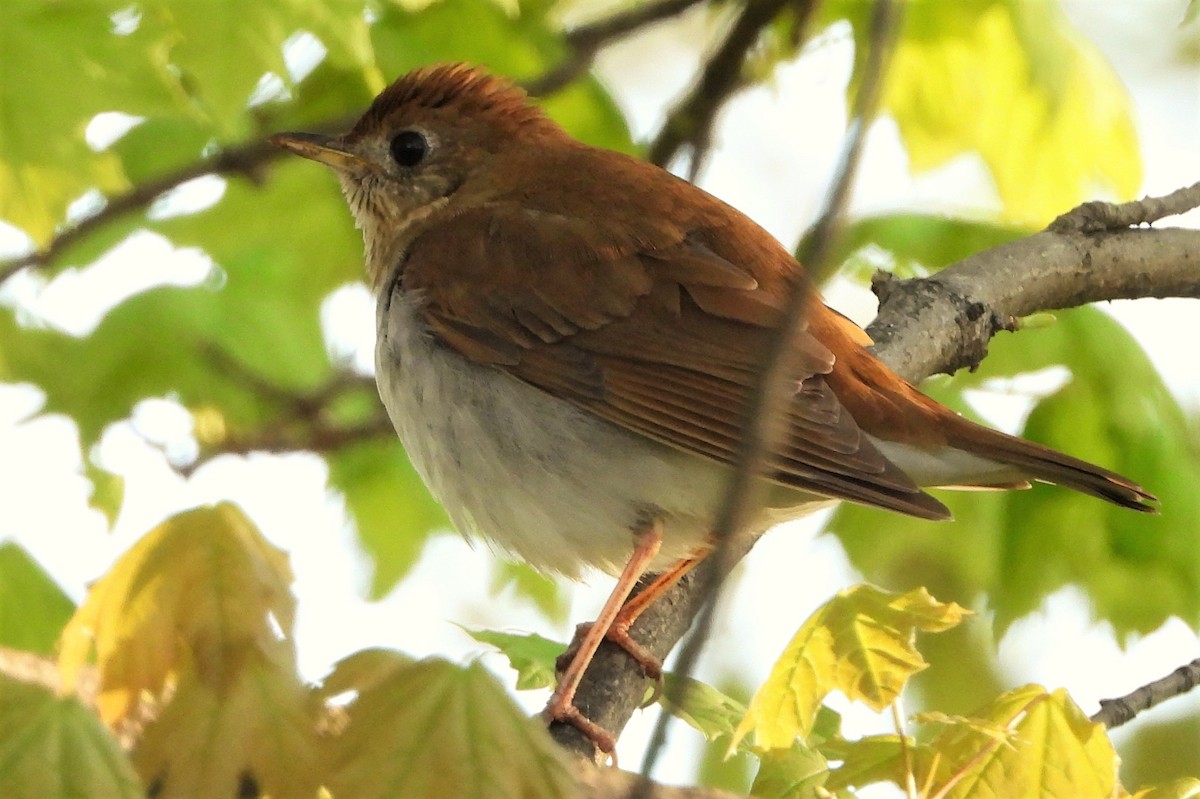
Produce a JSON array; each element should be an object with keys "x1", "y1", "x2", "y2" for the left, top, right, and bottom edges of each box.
[{"x1": 271, "y1": 63, "x2": 1155, "y2": 755}]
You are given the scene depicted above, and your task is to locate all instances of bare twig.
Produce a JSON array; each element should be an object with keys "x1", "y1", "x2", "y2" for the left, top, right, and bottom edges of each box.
[
  {"x1": 647, "y1": 0, "x2": 817, "y2": 172},
  {"x1": 0, "y1": 134, "x2": 314, "y2": 286},
  {"x1": 1091, "y1": 658, "x2": 1200, "y2": 729},
  {"x1": 1048, "y1": 180, "x2": 1200, "y2": 234},
  {"x1": 525, "y1": 0, "x2": 709, "y2": 97},
  {"x1": 181, "y1": 413, "x2": 393, "y2": 476}
]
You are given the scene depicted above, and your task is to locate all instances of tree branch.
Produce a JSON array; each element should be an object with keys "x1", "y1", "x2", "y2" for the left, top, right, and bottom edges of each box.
[
  {"x1": 0, "y1": 134, "x2": 310, "y2": 285},
  {"x1": 1091, "y1": 658, "x2": 1200, "y2": 729},
  {"x1": 551, "y1": 182, "x2": 1200, "y2": 762},
  {"x1": 1049, "y1": 180, "x2": 1200, "y2": 234},
  {"x1": 525, "y1": 0, "x2": 710, "y2": 97},
  {"x1": 867, "y1": 225, "x2": 1200, "y2": 382},
  {"x1": 647, "y1": 0, "x2": 817, "y2": 173},
  {"x1": 575, "y1": 762, "x2": 744, "y2": 799}
]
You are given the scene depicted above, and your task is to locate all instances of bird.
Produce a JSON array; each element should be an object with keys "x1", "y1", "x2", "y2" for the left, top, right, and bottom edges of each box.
[{"x1": 270, "y1": 63, "x2": 1155, "y2": 756}]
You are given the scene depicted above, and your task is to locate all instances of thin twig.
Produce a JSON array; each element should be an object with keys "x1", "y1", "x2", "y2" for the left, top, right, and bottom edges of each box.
[
  {"x1": 525, "y1": 0, "x2": 709, "y2": 96},
  {"x1": 179, "y1": 414, "x2": 395, "y2": 476},
  {"x1": 635, "y1": 0, "x2": 904, "y2": 781},
  {"x1": 1048, "y1": 179, "x2": 1200, "y2": 234},
  {"x1": 1091, "y1": 658, "x2": 1200, "y2": 729},
  {"x1": 0, "y1": 134, "x2": 310, "y2": 285},
  {"x1": 647, "y1": 0, "x2": 817, "y2": 172}
]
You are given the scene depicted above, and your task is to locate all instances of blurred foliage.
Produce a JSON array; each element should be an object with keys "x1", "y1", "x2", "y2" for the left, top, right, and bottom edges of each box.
[
  {"x1": 0, "y1": 0, "x2": 1196, "y2": 795},
  {"x1": 831, "y1": 0, "x2": 1142, "y2": 223},
  {"x1": 0, "y1": 543, "x2": 75, "y2": 655}
]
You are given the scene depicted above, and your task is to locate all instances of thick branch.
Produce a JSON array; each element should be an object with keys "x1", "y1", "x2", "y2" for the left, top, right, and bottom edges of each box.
[{"x1": 867, "y1": 226, "x2": 1200, "y2": 382}]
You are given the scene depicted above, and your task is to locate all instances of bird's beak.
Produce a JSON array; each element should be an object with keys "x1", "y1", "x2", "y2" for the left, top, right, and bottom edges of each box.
[{"x1": 269, "y1": 131, "x2": 375, "y2": 173}]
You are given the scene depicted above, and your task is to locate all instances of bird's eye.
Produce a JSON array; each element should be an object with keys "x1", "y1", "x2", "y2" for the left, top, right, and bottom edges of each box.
[{"x1": 389, "y1": 130, "x2": 428, "y2": 167}]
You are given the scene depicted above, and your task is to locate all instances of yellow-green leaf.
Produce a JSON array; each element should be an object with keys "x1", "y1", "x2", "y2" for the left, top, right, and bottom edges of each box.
[
  {"x1": 841, "y1": 0, "x2": 1142, "y2": 223},
  {"x1": 132, "y1": 643, "x2": 320, "y2": 799},
  {"x1": 0, "y1": 673, "x2": 142, "y2": 799},
  {"x1": 58, "y1": 502, "x2": 295, "y2": 725},
  {"x1": 324, "y1": 654, "x2": 577, "y2": 799},
  {"x1": 732, "y1": 585, "x2": 968, "y2": 751},
  {"x1": 928, "y1": 685, "x2": 1117, "y2": 799}
]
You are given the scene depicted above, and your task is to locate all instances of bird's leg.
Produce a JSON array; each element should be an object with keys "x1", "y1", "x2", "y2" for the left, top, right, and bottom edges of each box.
[
  {"x1": 543, "y1": 519, "x2": 663, "y2": 757},
  {"x1": 602, "y1": 544, "x2": 711, "y2": 687}
]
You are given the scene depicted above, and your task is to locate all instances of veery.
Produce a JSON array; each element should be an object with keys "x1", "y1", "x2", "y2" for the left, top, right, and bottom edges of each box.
[{"x1": 271, "y1": 63, "x2": 1154, "y2": 755}]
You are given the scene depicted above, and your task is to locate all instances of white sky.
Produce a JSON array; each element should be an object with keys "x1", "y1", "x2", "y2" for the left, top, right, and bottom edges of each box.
[{"x1": 0, "y1": 0, "x2": 1198, "y2": 788}]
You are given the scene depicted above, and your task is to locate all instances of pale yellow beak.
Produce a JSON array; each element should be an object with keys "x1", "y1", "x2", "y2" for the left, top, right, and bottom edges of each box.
[{"x1": 269, "y1": 131, "x2": 376, "y2": 173}]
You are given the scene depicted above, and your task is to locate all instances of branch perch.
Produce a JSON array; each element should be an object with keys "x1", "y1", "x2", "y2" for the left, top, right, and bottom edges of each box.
[{"x1": 553, "y1": 184, "x2": 1200, "y2": 762}]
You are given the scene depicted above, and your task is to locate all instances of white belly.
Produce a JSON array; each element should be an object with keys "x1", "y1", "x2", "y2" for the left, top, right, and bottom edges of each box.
[{"x1": 374, "y1": 285, "x2": 735, "y2": 577}]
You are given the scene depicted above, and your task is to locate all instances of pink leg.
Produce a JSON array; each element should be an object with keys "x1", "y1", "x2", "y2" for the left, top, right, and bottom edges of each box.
[{"x1": 543, "y1": 520, "x2": 664, "y2": 756}]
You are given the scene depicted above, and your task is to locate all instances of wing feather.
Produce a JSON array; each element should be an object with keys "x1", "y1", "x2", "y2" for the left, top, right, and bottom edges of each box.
[{"x1": 399, "y1": 203, "x2": 949, "y2": 519}]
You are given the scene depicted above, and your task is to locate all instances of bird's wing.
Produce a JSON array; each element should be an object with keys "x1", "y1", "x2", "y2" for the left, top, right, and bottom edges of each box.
[{"x1": 399, "y1": 203, "x2": 949, "y2": 519}]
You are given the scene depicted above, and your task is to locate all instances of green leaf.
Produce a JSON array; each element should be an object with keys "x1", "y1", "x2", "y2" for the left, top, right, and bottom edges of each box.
[
  {"x1": 0, "y1": 0, "x2": 183, "y2": 243},
  {"x1": 467, "y1": 626, "x2": 753, "y2": 742},
  {"x1": 85, "y1": 460, "x2": 125, "y2": 527},
  {"x1": 661, "y1": 674, "x2": 749, "y2": 743},
  {"x1": 810, "y1": 213, "x2": 1032, "y2": 282},
  {"x1": 821, "y1": 734, "x2": 923, "y2": 794},
  {"x1": 323, "y1": 654, "x2": 577, "y2": 799},
  {"x1": 0, "y1": 161, "x2": 363, "y2": 448},
  {"x1": 833, "y1": 0, "x2": 1142, "y2": 223},
  {"x1": 370, "y1": 0, "x2": 561, "y2": 85},
  {"x1": 464, "y1": 628, "x2": 561, "y2": 691},
  {"x1": 136, "y1": 0, "x2": 378, "y2": 138},
  {"x1": 0, "y1": 674, "x2": 143, "y2": 799},
  {"x1": 327, "y1": 437, "x2": 448, "y2": 598},
  {"x1": 109, "y1": 116, "x2": 216, "y2": 186},
  {"x1": 750, "y1": 741, "x2": 832, "y2": 799},
  {"x1": 368, "y1": 0, "x2": 635, "y2": 153},
  {"x1": 0, "y1": 543, "x2": 75, "y2": 656},
  {"x1": 490, "y1": 560, "x2": 569, "y2": 624}
]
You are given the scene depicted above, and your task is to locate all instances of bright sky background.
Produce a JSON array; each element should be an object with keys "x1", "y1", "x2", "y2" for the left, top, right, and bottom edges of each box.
[{"x1": 0, "y1": 0, "x2": 1197, "y2": 787}]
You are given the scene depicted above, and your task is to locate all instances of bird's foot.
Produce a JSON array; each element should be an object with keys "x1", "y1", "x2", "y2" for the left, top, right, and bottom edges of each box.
[
  {"x1": 556, "y1": 621, "x2": 664, "y2": 681},
  {"x1": 542, "y1": 693, "x2": 618, "y2": 763}
]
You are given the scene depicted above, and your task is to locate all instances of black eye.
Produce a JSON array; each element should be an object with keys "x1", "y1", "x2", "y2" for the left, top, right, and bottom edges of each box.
[{"x1": 389, "y1": 130, "x2": 428, "y2": 167}]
